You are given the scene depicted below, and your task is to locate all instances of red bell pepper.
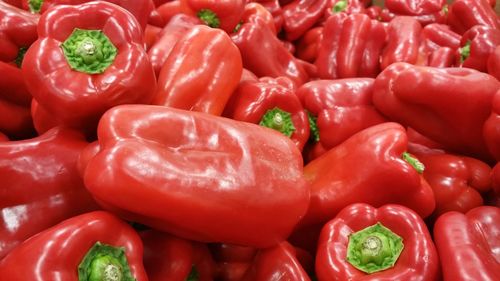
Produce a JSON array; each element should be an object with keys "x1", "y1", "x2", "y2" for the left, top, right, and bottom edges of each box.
[
  {"x1": 447, "y1": 0, "x2": 500, "y2": 35},
  {"x1": 211, "y1": 244, "x2": 257, "y2": 281},
  {"x1": 253, "y1": 0, "x2": 284, "y2": 32},
  {"x1": 143, "y1": 24, "x2": 161, "y2": 51},
  {"x1": 180, "y1": 0, "x2": 245, "y2": 33},
  {"x1": 148, "y1": 14, "x2": 201, "y2": 76},
  {"x1": 457, "y1": 25, "x2": 500, "y2": 73},
  {"x1": 427, "y1": 46, "x2": 455, "y2": 67},
  {"x1": 281, "y1": 0, "x2": 329, "y2": 41},
  {"x1": 484, "y1": 89, "x2": 500, "y2": 161},
  {"x1": 240, "y1": 2, "x2": 277, "y2": 34},
  {"x1": 323, "y1": 0, "x2": 365, "y2": 18},
  {"x1": 372, "y1": 62, "x2": 500, "y2": 162},
  {"x1": 381, "y1": 16, "x2": 423, "y2": 69},
  {"x1": 82, "y1": 105, "x2": 309, "y2": 248},
  {"x1": 149, "y1": 0, "x2": 189, "y2": 27},
  {"x1": 434, "y1": 206, "x2": 500, "y2": 281},
  {"x1": 141, "y1": 230, "x2": 216, "y2": 281},
  {"x1": 0, "y1": 1, "x2": 38, "y2": 63},
  {"x1": 241, "y1": 242, "x2": 311, "y2": 281},
  {"x1": 231, "y1": 17, "x2": 308, "y2": 87},
  {"x1": 297, "y1": 78, "x2": 387, "y2": 150},
  {"x1": 420, "y1": 23, "x2": 461, "y2": 51},
  {"x1": 300, "y1": 122, "x2": 436, "y2": 227},
  {"x1": 315, "y1": 13, "x2": 387, "y2": 79},
  {"x1": 385, "y1": 0, "x2": 445, "y2": 15},
  {"x1": 316, "y1": 203, "x2": 439, "y2": 280},
  {"x1": 0, "y1": 211, "x2": 147, "y2": 280},
  {"x1": 22, "y1": 1, "x2": 157, "y2": 134},
  {"x1": 223, "y1": 76, "x2": 310, "y2": 150},
  {"x1": 0, "y1": 128, "x2": 99, "y2": 259},
  {"x1": 296, "y1": 26, "x2": 323, "y2": 63},
  {"x1": 488, "y1": 46, "x2": 500, "y2": 81},
  {"x1": 153, "y1": 25, "x2": 242, "y2": 116}
]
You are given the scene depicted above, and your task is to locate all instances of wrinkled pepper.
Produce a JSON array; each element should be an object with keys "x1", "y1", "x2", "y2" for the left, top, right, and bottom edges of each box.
[
  {"x1": 153, "y1": 25, "x2": 242, "y2": 116},
  {"x1": 281, "y1": 0, "x2": 328, "y2": 41},
  {"x1": 434, "y1": 206, "x2": 500, "y2": 281},
  {"x1": 0, "y1": 211, "x2": 147, "y2": 280},
  {"x1": 223, "y1": 76, "x2": 310, "y2": 150},
  {"x1": 372, "y1": 62, "x2": 500, "y2": 162},
  {"x1": 22, "y1": 1, "x2": 157, "y2": 134},
  {"x1": 0, "y1": 128, "x2": 99, "y2": 259},
  {"x1": 297, "y1": 78, "x2": 387, "y2": 150},
  {"x1": 458, "y1": 25, "x2": 500, "y2": 73},
  {"x1": 141, "y1": 230, "x2": 216, "y2": 281},
  {"x1": 83, "y1": 105, "x2": 309, "y2": 248},
  {"x1": 300, "y1": 122, "x2": 436, "y2": 227},
  {"x1": 240, "y1": 2, "x2": 277, "y2": 34},
  {"x1": 315, "y1": 13, "x2": 387, "y2": 79},
  {"x1": 180, "y1": 0, "x2": 245, "y2": 33},
  {"x1": 316, "y1": 203, "x2": 439, "y2": 281},
  {"x1": 488, "y1": 45, "x2": 500, "y2": 81},
  {"x1": 447, "y1": 0, "x2": 500, "y2": 34},
  {"x1": 381, "y1": 16, "x2": 423, "y2": 69},
  {"x1": 420, "y1": 23, "x2": 461, "y2": 51},
  {"x1": 484, "y1": 89, "x2": 500, "y2": 161}
]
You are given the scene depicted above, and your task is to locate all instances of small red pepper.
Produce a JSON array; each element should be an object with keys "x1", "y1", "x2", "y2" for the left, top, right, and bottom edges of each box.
[
  {"x1": 457, "y1": 25, "x2": 500, "y2": 73},
  {"x1": 281, "y1": 0, "x2": 329, "y2": 41},
  {"x1": 223, "y1": 76, "x2": 310, "y2": 150},
  {"x1": 0, "y1": 211, "x2": 147, "y2": 280},
  {"x1": 447, "y1": 0, "x2": 500, "y2": 35},
  {"x1": 419, "y1": 23, "x2": 461, "y2": 54},
  {"x1": 22, "y1": 1, "x2": 157, "y2": 134},
  {"x1": 487, "y1": 46, "x2": 500, "y2": 81},
  {"x1": 300, "y1": 122, "x2": 436, "y2": 227},
  {"x1": 484, "y1": 89, "x2": 500, "y2": 161},
  {"x1": 296, "y1": 26, "x2": 323, "y2": 63},
  {"x1": 316, "y1": 203, "x2": 439, "y2": 281},
  {"x1": 381, "y1": 16, "x2": 423, "y2": 69},
  {"x1": 434, "y1": 206, "x2": 500, "y2": 281},
  {"x1": 180, "y1": 0, "x2": 245, "y2": 33},
  {"x1": 315, "y1": 13, "x2": 387, "y2": 79},
  {"x1": 153, "y1": 25, "x2": 242, "y2": 116},
  {"x1": 373, "y1": 62, "x2": 500, "y2": 162},
  {"x1": 241, "y1": 2, "x2": 277, "y2": 34}
]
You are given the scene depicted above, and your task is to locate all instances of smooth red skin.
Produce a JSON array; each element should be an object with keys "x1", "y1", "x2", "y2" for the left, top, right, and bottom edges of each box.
[
  {"x1": 0, "y1": 132, "x2": 8, "y2": 141},
  {"x1": 420, "y1": 23, "x2": 461, "y2": 52},
  {"x1": 143, "y1": 24, "x2": 161, "y2": 51},
  {"x1": 372, "y1": 62, "x2": 500, "y2": 163},
  {"x1": 434, "y1": 206, "x2": 500, "y2": 281},
  {"x1": 153, "y1": 25, "x2": 241, "y2": 116},
  {"x1": 216, "y1": 262, "x2": 252, "y2": 281},
  {"x1": 0, "y1": 211, "x2": 147, "y2": 281},
  {"x1": 30, "y1": 98, "x2": 57, "y2": 135},
  {"x1": 0, "y1": 128, "x2": 99, "y2": 260},
  {"x1": 148, "y1": 14, "x2": 201, "y2": 76},
  {"x1": 297, "y1": 79, "x2": 387, "y2": 150},
  {"x1": 379, "y1": 7, "x2": 446, "y2": 26},
  {"x1": 223, "y1": 76, "x2": 310, "y2": 151},
  {"x1": 0, "y1": 99, "x2": 34, "y2": 140},
  {"x1": 412, "y1": 152, "x2": 492, "y2": 218},
  {"x1": 180, "y1": 0, "x2": 245, "y2": 33},
  {"x1": 0, "y1": 2, "x2": 38, "y2": 62},
  {"x1": 316, "y1": 13, "x2": 387, "y2": 79},
  {"x1": 447, "y1": 0, "x2": 500, "y2": 35},
  {"x1": 231, "y1": 18, "x2": 308, "y2": 87},
  {"x1": 2, "y1": 0, "x2": 22, "y2": 8},
  {"x1": 281, "y1": 0, "x2": 328, "y2": 41},
  {"x1": 296, "y1": 26, "x2": 323, "y2": 63},
  {"x1": 241, "y1": 2, "x2": 277, "y2": 34},
  {"x1": 152, "y1": 0, "x2": 171, "y2": 7},
  {"x1": 484, "y1": 89, "x2": 500, "y2": 161},
  {"x1": 77, "y1": 141, "x2": 100, "y2": 178},
  {"x1": 22, "y1": 2, "x2": 156, "y2": 134},
  {"x1": 302, "y1": 141, "x2": 327, "y2": 164},
  {"x1": 406, "y1": 127, "x2": 444, "y2": 150},
  {"x1": 385, "y1": 0, "x2": 444, "y2": 15},
  {"x1": 211, "y1": 244, "x2": 257, "y2": 263},
  {"x1": 458, "y1": 25, "x2": 500, "y2": 73},
  {"x1": 300, "y1": 122, "x2": 436, "y2": 227},
  {"x1": 427, "y1": 46, "x2": 455, "y2": 67},
  {"x1": 83, "y1": 105, "x2": 309, "y2": 248},
  {"x1": 241, "y1": 242, "x2": 311, "y2": 281},
  {"x1": 381, "y1": 16, "x2": 422, "y2": 70},
  {"x1": 21, "y1": 0, "x2": 154, "y2": 31},
  {"x1": 149, "y1": 0, "x2": 188, "y2": 27},
  {"x1": 323, "y1": 0, "x2": 365, "y2": 19},
  {"x1": 253, "y1": 0, "x2": 284, "y2": 32},
  {"x1": 493, "y1": 163, "x2": 500, "y2": 196},
  {"x1": 365, "y1": 5, "x2": 382, "y2": 20},
  {"x1": 240, "y1": 68, "x2": 259, "y2": 82},
  {"x1": 487, "y1": 46, "x2": 500, "y2": 81},
  {"x1": 141, "y1": 230, "x2": 216, "y2": 281},
  {"x1": 316, "y1": 204, "x2": 439, "y2": 281}
]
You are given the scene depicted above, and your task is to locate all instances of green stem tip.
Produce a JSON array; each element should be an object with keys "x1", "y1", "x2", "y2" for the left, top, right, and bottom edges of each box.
[
  {"x1": 259, "y1": 107, "x2": 296, "y2": 137},
  {"x1": 28, "y1": 0, "x2": 43, "y2": 13},
  {"x1": 460, "y1": 41, "x2": 471, "y2": 64},
  {"x1": 15, "y1": 47, "x2": 27, "y2": 68},
  {"x1": 307, "y1": 111, "x2": 320, "y2": 142},
  {"x1": 402, "y1": 152, "x2": 425, "y2": 174},
  {"x1": 333, "y1": 0, "x2": 348, "y2": 13},
  {"x1": 197, "y1": 9, "x2": 220, "y2": 28},
  {"x1": 186, "y1": 266, "x2": 199, "y2": 281},
  {"x1": 78, "y1": 242, "x2": 135, "y2": 281}
]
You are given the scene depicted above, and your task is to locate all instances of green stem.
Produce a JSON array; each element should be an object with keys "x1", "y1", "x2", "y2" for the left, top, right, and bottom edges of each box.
[
  {"x1": 259, "y1": 107, "x2": 296, "y2": 137},
  {"x1": 402, "y1": 152, "x2": 425, "y2": 174},
  {"x1": 15, "y1": 47, "x2": 27, "y2": 68},
  {"x1": 460, "y1": 41, "x2": 471, "y2": 64},
  {"x1": 28, "y1": 0, "x2": 43, "y2": 13},
  {"x1": 307, "y1": 111, "x2": 320, "y2": 142},
  {"x1": 78, "y1": 242, "x2": 135, "y2": 281},
  {"x1": 197, "y1": 9, "x2": 220, "y2": 28},
  {"x1": 186, "y1": 266, "x2": 199, "y2": 281},
  {"x1": 346, "y1": 223, "x2": 404, "y2": 274},
  {"x1": 333, "y1": 0, "x2": 348, "y2": 13}
]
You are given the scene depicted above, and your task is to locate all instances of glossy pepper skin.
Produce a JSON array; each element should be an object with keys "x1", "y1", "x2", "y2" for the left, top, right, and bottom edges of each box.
[
  {"x1": 281, "y1": 0, "x2": 328, "y2": 41},
  {"x1": 373, "y1": 62, "x2": 500, "y2": 163},
  {"x1": 241, "y1": 242, "x2": 311, "y2": 281},
  {"x1": 22, "y1": 1, "x2": 156, "y2": 134},
  {"x1": 381, "y1": 16, "x2": 423, "y2": 69},
  {"x1": 141, "y1": 230, "x2": 216, "y2": 281},
  {"x1": 153, "y1": 25, "x2": 242, "y2": 116},
  {"x1": 300, "y1": 122, "x2": 436, "y2": 227},
  {"x1": 434, "y1": 206, "x2": 500, "y2": 281},
  {"x1": 297, "y1": 78, "x2": 387, "y2": 150},
  {"x1": 223, "y1": 76, "x2": 310, "y2": 151},
  {"x1": 458, "y1": 25, "x2": 500, "y2": 73},
  {"x1": 83, "y1": 105, "x2": 309, "y2": 248},
  {"x1": 0, "y1": 128, "x2": 99, "y2": 259},
  {"x1": 484, "y1": 89, "x2": 500, "y2": 161},
  {"x1": 315, "y1": 13, "x2": 387, "y2": 79},
  {"x1": 420, "y1": 23, "x2": 461, "y2": 52},
  {"x1": 488, "y1": 46, "x2": 500, "y2": 81},
  {"x1": 240, "y1": 2, "x2": 277, "y2": 34},
  {"x1": 0, "y1": 1, "x2": 38, "y2": 63},
  {"x1": 316, "y1": 204, "x2": 439, "y2": 281},
  {"x1": 385, "y1": 0, "x2": 445, "y2": 16},
  {"x1": 323, "y1": 0, "x2": 365, "y2": 18},
  {"x1": 232, "y1": 18, "x2": 308, "y2": 87},
  {"x1": 0, "y1": 211, "x2": 147, "y2": 281},
  {"x1": 447, "y1": 0, "x2": 500, "y2": 35},
  {"x1": 253, "y1": 0, "x2": 284, "y2": 32},
  {"x1": 296, "y1": 26, "x2": 323, "y2": 63},
  {"x1": 180, "y1": 0, "x2": 245, "y2": 33}
]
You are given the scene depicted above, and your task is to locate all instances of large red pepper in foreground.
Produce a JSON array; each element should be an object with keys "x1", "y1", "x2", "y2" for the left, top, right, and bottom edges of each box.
[
  {"x1": 83, "y1": 105, "x2": 309, "y2": 248},
  {"x1": 0, "y1": 211, "x2": 148, "y2": 281},
  {"x1": 22, "y1": 1, "x2": 156, "y2": 134},
  {"x1": 316, "y1": 203, "x2": 439, "y2": 281},
  {"x1": 434, "y1": 206, "x2": 500, "y2": 281},
  {"x1": 373, "y1": 62, "x2": 500, "y2": 162},
  {"x1": 0, "y1": 128, "x2": 99, "y2": 259}
]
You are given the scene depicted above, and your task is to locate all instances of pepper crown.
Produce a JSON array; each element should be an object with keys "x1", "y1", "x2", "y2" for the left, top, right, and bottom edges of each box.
[
  {"x1": 78, "y1": 242, "x2": 135, "y2": 281},
  {"x1": 259, "y1": 107, "x2": 296, "y2": 137}
]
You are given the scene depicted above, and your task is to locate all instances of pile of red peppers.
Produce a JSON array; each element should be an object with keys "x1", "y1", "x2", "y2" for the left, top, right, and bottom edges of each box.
[{"x1": 0, "y1": 0, "x2": 499, "y2": 280}]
